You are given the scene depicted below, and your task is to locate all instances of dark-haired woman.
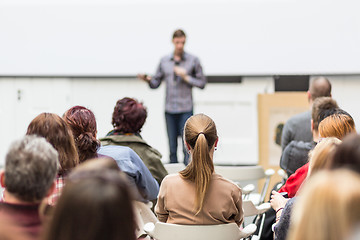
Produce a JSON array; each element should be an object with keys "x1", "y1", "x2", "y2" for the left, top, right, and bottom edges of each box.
[
  {"x1": 100, "y1": 97, "x2": 167, "y2": 185},
  {"x1": 155, "y1": 114, "x2": 243, "y2": 225},
  {"x1": 64, "y1": 106, "x2": 159, "y2": 202},
  {"x1": 63, "y1": 106, "x2": 103, "y2": 162}
]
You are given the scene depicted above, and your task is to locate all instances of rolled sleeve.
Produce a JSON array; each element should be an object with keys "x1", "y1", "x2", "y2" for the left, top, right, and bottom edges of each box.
[
  {"x1": 187, "y1": 57, "x2": 206, "y2": 89},
  {"x1": 149, "y1": 62, "x2": 163, "y2": 89}
]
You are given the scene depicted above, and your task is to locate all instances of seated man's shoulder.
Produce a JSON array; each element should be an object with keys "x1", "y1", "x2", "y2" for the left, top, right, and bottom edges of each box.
[
  {"x1": 287, "y1": 140, "x2": 314, "y2": 150},
  {"x1": 286, "y1": 111, "x2": 311, "y2": 125}
]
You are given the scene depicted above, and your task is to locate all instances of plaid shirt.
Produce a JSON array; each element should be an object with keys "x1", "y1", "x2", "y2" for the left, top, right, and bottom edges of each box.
[
  {"x1": 149, "y1": 52, "x2": 206, "y2": 113},
  {"x1": 48, "y1": 175, "x2": 65, "y2": 206}
]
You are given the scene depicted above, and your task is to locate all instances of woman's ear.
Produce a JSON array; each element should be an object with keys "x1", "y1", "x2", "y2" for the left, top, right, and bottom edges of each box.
[
  {"x1": 311, "y1": 119, "x2": 314, "y2": 131},
  {"x1": 0, "y1": 170, "x2": 6, "y2": 188},
  {"x1": 185, "y1": 141, "x2": 191, "y2": 151},
  {"x1": 215, "y1": 138, "x2": 219, "y2": 147}
]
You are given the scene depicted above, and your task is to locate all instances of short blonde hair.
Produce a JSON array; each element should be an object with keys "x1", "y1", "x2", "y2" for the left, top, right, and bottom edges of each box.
[
  {"x1": 307, "y1": 137, "x2": 341, "y2": 177},
  {"x1": 288, "y1": 169, "x2": 360, "y2": 240}
]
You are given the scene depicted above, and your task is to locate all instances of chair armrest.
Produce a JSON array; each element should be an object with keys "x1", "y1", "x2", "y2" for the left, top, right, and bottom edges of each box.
[
  {"x1": 256, "y1": 202, "x2": 271, "y2": 215},
  {"x1": 265, "y1": 169, "x2": 275, "y2": 177},
  {"x1": 239, "y1": 224, "x2": 257, "y2": 239},
  {"x1": 242, "y1": 184, "x2": 255, "y2": 195},
  {"x1": 277, "y1": 169, "x2": 288, "y2": 180},
  {"x1": 144, "y1": 222, "x2": 155, "y2": 237}
]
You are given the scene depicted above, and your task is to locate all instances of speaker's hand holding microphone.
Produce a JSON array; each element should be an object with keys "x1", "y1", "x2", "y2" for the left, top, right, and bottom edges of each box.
[{"x1": 174, "y1": 63, "x2": 189, "y2": 83}]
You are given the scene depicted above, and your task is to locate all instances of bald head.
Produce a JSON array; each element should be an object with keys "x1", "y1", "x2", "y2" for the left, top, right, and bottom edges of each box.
[{"x1": 309, "y1": 77, "x2": 332, "y2": 101}]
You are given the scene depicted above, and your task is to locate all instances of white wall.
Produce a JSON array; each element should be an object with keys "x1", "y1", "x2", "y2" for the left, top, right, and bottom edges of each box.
[
  {"x1": 0, "y1": 76, "x2": 359, "y2": 166},
  {"x1": 0, "y1": 0, "x2": 359, "y2": 75},
  {"x1": 329, "y1": 76, "x2": 360, "y2": 128},
  {"x1": 0, "y1": 77, "x2": 272, "y2": 166}
]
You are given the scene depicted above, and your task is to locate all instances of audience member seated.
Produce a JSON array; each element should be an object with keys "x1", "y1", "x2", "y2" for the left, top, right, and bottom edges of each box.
[
  {"x1": 63, "y1": 106, "x2": 102, "y2": 163},
  {"x1": 0, "y1": 218, "x2": 28, "y2": 240},
  {"x1": 63, "y1": 105, "x2": 159, "y2": 202},
  {"x1": 278, "y1": 109, "x2": 355, "y2": 198},
  {"x1": 100, "y1": 97, "x2": 168, "y2": 185},
  {"x1": 272, "y1": 118, "x2": 358, "y2": 240},
  {"x1": 280, "y1": 97, "x2": 338, "y2": 176},
  {"x1": 63, "y1": 157, "x2": 156, "y2": 238},
  {"x1": 326, "y1": 133, "x2": 360, "y2": 174},
  {"x1": 318, "y1": 113, "x2": 356, "y2": 140},
  {"x1": 271, "y1": 137, "x2": 341, "y2": 240},
  {"x1": 0, "y1": 135, "x2": 58, "y2": 240},
  {"x1": 26, "y1": 113, "x2": 79, "y2": 205},
  {"x1": 287, "y1": 169, "x2": 360, "y2": 240},
  {"x1": 281, "y1": 77, "x2": 332, "y2": 151},
  {"x1": 259, "y1": 109, "x2": 356, "y2": 240},
  {"x1": 155, "y1": 114, "x2": 243, "y2": 225},
  {"x1": 43, "y1": 168, "x2": 137, "y2": 240},
  {"x1": 98, "y1": 145, "x2": 159, "y2": 202}
]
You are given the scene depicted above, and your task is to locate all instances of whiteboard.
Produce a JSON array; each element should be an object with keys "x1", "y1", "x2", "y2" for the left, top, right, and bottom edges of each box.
[{"x1": 0, "y1": 0, "x2": 359, "y2": 76}]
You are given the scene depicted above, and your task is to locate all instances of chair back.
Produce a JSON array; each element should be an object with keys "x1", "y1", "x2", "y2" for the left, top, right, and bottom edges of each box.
[
  {"x1": 133, "y1": 201, "x2": 158, "y2": 238},
  {"x1": 214, "y1": 165, "x2": 274, "y2": 205},
  {"x1": 145, "y1": 222, "x2": 248, "y2": 240},
  {"x1": 242, "y1": 200, "x2": 271, "y2": 217},
  {"x1": 214, "y1": 165, "x2": 266, "y2": 182},
  {"x1": 163, "y1": 163, "x2": 186, "y2": 174}
]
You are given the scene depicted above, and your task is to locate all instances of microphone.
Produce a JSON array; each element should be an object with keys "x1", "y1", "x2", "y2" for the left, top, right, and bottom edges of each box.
[{"x1": 174, "y1": 61, "x2": 181, "y2": 83}]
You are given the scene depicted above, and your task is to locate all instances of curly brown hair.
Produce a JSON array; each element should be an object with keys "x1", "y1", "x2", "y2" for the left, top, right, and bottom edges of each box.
[
  {"x1": 112, "y1": 97, "x2": 147, "y2": 134},
  {"x1": 63, "y1": 106, "x2": 100, "y2": 163}
]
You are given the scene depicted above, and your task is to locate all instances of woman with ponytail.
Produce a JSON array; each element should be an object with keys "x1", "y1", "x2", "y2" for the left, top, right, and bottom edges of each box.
[
  {"x1": 156, "y1": 114, "x2": 243, "y2": 225},
  {"x1": 63, "y1": 106, "x2": 101, "y2": 162}
]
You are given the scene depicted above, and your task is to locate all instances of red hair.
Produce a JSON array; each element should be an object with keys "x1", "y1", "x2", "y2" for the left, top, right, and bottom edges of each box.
[
  {"x1": 63, "y1": 106, "x2": 100, "y2": 163},
  {"x1": 112, "y1": 97, "x2": 147, "y2": 133}
]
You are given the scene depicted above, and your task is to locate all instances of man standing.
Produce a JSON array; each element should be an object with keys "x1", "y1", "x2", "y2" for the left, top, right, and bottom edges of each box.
[
  {"x1": 138, "y1": 29, "x2": 206, "y2": 165},
  {"x1": 281, "y1": 77, "x2": 332, "y2": 151}
]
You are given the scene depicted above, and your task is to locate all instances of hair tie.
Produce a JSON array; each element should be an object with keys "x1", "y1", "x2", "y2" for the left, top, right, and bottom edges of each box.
[{"x1": 198, "y1": 132, "x2": 205, "y2": 136}]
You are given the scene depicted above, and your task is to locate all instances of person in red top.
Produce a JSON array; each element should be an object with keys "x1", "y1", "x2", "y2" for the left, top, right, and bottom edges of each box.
[
  {"x1": 278, "y1": 163, "x2": 309, "y2": 198},
  {"x1": 0, "y1": 135, "x2": 58, "y2": 240},
  {"x1": 258, "y1": 98, "x2": 340, "y2": 240},
  {"x1": 278, "y1": 109, "x2": 355, "y2": 198},
  {"x1": 271, "y1": 112, "x2": 356, "y2": 240}
]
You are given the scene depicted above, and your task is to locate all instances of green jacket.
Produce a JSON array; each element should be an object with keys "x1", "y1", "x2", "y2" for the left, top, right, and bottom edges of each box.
[{"x1": 100, "y1": 134, "x2": 168, "y2": 185}]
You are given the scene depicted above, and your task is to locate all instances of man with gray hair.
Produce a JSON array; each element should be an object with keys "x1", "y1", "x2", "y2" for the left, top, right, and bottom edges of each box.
[
  {"x1": 281, "y1": 76, "x2": 332, "y2": 151},
  {"x1": 0, "y1": 135, "x2": 58, "y2": 240}
]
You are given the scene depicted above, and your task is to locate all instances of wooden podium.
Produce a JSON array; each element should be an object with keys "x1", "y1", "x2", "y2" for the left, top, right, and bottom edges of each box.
[{"x1": 257, "y1": 92, "x2": 309, "y2": 201}]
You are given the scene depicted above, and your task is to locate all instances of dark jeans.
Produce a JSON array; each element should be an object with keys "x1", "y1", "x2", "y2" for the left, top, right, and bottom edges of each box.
[{"x1": 165, "y1": 111, "x2": 193, "y2": 165}]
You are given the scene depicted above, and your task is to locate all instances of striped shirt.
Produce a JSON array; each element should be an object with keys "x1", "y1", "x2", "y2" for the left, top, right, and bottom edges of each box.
[{"x1": 149, "y1": 52, "x2": 206, "y2": 113}]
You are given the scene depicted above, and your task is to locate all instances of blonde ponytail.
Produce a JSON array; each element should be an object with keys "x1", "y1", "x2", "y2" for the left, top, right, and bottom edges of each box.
[{"x1": 180, "y1": 114, "x2": 217, "y2": 214}]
